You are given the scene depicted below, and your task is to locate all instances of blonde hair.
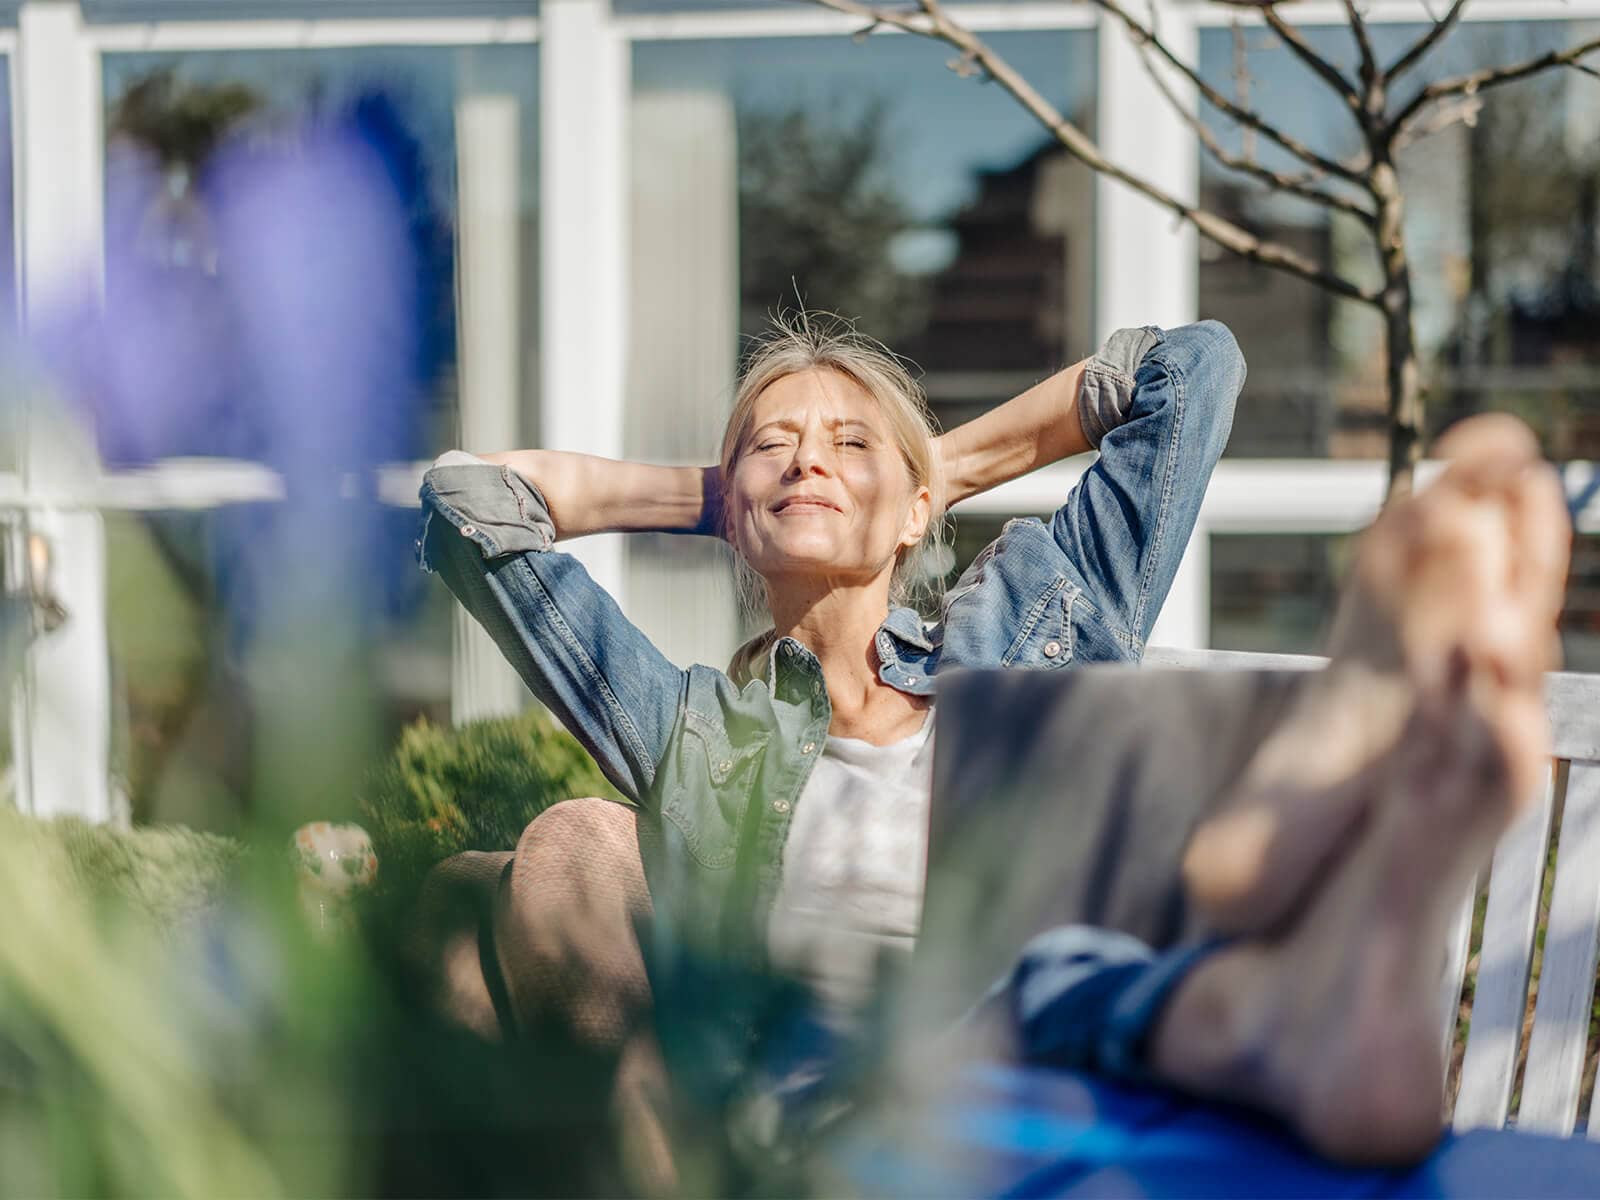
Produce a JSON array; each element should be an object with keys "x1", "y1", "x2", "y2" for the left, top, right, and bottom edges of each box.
[{"x1": 721, "y1": 312, "x2": 948, "y2": 680}]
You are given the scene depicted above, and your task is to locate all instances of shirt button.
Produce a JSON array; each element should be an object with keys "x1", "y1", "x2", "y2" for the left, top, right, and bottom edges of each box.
[
  {"x1": 459, "y1": 523, "x2": 477, "y2": 537},
  {"x1": 773, "y1": 798, "x2": 791, "y2": 814},
  {"x1": 718, "y1": 759, "x2": 731, "y2": 773},
  {"x1": 802, "y1": 741, "x2": 816, "y2": 755},
  {"x1": 1043, "y1": 640, "x2": 1062, "y2": 658},
  {"x1": 811, "y1": 681, "x2": 822, "y2": 697}
]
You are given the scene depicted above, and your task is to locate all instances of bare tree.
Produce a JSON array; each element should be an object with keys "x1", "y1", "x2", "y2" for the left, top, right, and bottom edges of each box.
[{"x1": 807, "y1": 0, "x2": 1600, "y2": 494}]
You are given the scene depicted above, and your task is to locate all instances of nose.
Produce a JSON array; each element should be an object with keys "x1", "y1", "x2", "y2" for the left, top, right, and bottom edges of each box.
[{"x1": 784, "y1": 432, "x2": 834, "y2": 480}]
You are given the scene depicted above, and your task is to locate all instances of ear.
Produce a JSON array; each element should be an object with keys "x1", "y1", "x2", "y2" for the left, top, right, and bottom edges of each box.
[{"x1": 899, "y1": 483, "x2": 933, "y2": 550}]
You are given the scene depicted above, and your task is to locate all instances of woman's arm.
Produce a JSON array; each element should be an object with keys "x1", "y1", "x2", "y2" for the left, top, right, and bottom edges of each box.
[
  {"x1": 934, "y1": 360, "x2": 1092, "y2": 511},
  {"x1": 479, "y1": 449, "x2": 722, "y2": 541}
]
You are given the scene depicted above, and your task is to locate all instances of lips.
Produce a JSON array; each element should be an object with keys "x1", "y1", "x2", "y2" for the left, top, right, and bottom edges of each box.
[{"x1": 772, "y1": 494, "x2": 842, "y2": 514}]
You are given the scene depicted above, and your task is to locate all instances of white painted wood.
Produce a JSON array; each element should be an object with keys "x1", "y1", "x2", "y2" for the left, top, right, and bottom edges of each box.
[
  {"x1": 612, "y1": 0, "x2": 1600, "y2": 40},
  {"x1": 956, "y1": 459, "x2": 1600, "y2": 537},
  {"x1": 1519, "y1": 763, "x2": 1600, "y2": 1135},
  {"x1": 540, "y1": 0, "x2": 627, "y2": 609},
  {"x1": 1147, "y1": 524, "x2": 1208, "y2": 651},
  {"x1": 624, "y1": 89, "x2": 740, "y2": 673},
  {"x1": 13, "y1": 2, "x2": 112, "y2": 823},
  {"x1": 615, "y1": 3, "x2": 1095, "y2": 41},
  {"x1": 1184, "y1": 0, "x2": 1600, "y2": 26},
  {"x1": 452, "y1": 86, "x2": 528, "y2": 724},
  {"x1": 1094, "y1": 0, "x2": 1198, "y2": 343},
  {"x1": 87, "y1": 17, "x2": 539, "y2": 51},
  {"x1": 1454, "y1": 772, "x2": 1557, "y2": 1131},
  {"x1": 1441, "y1": 885, "x2": 1476, "y2": 1064},
  {"x1": 1145, "y1": 648, "x2": 1600, "y2": 767}
]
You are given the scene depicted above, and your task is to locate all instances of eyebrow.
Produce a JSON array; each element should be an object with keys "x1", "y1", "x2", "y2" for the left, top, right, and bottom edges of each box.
[{"x1": 749, "y1": 417, "x2": 876, "y2": 436}]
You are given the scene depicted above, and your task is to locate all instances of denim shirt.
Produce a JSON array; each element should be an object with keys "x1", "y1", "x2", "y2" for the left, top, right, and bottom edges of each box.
[{"x1": 417, "y1": 321, "x2": 1245, "y2": 987}]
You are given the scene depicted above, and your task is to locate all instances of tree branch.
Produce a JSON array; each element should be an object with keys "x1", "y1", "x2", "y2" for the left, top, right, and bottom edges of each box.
[
  {"x1": 1092, "y1": 0, "x2": 1369, "y2": 185},
  {"x1": 1258, "y1": 3, "x2": 1361, "y2": 107},
  {"x1": 811, "y1": 0, "x2": 1381, "y2": 306},
  {"x1": 1340, "y1": 0, "x2": 1380, "y2": 93},
  {"x1": 1385, "y1": 0, "x2": 1469, "y2": 81},
  {"x1": 1127, "y1": 24, "x2": 1378, "y2": 225},
  {"x1": 1391, "y1": 34, "x2": 1600, "y2": 136}
]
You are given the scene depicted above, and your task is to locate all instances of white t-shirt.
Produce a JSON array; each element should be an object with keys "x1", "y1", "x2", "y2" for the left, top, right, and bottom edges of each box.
[{"x1": 766, "y1": 715, "x2": 936, "y2": 1024}]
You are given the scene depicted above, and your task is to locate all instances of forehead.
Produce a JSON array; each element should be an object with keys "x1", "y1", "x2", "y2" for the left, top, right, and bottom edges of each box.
[{"x1": 748, "y1": 367, "x2": 883, "y2": 429}]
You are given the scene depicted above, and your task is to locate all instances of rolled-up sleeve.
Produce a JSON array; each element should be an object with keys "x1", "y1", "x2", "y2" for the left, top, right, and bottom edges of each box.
[{"x1": 418, "y1": 458, "x2": 686, "y2": 804}]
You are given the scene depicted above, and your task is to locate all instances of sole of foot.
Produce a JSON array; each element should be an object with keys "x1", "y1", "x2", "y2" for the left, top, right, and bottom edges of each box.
[
  {"x1": 1153, "y1": 414, "x2": 1569, "y2": 1164},
  {"x1": 1182, "y1": 414, "x2": 1568, "y2": 937}
]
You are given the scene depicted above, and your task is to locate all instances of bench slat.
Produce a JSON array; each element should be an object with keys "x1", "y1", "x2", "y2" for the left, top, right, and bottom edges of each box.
[
  {"x1": 1454, "y1": 770, "x2": 1556, "y2": 1130},
  {"x1": 1519, "y1": 763, "x2": 1600, "y2": 1134},
  {"x1": 1442, "y1": 886, "x2": 1476, "y2": 1064},
  {"x1": 1142, "y1": 649, "x2": 1597, "y2": 764}
]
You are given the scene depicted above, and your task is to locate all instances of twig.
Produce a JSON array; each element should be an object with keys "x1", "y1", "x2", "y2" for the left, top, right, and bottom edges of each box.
[
  {"x1": 1340, "y1": 0, "x2": 1380, "y2": 93},
  {"x1": 1233, "y1": 18, "x2": 1256, "y2": 161},
  {"x1": 1386, "y1": 0, "x2": 1470, "y2": 82},
  {"x1": 1092, "y1": 0, "x2": 1369, "y2": 184},
  {"x1": 1130, "y1": 26, "x2": 1378, "y2": 225},
  {"x1": 1392, "y1": 92, "x2": 1483, "y2": 152},
  {"x1": 1258, "y1": 2, "x2": 1361, "y2": 107},
  {"x1": 809, "y1": 0, "x2": 1381, "y2": 306},
  {"x1": 1391, "y1": 35, "x2": 1600, "y2": 137}
]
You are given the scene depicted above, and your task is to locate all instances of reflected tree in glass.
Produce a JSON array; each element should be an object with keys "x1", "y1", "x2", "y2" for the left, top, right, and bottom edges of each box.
[{"x1": 809, "y1": 0, "x2": 1600, "y2": 494}]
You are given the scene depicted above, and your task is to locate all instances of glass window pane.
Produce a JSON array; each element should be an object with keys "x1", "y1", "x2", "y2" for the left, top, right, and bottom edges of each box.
[
  {"x1": 98, "y1": 46, "x2": 538, "y2": 826},
  {"x1": 1209, "y1": 532, "x2": 1348, "y2": 654},
  {"x1": 1196, "y1": 19, "x2": 1600, "y2": 460},
  {"x1": 629, "y1": 32, "x2": 1094, "y2": 663}
]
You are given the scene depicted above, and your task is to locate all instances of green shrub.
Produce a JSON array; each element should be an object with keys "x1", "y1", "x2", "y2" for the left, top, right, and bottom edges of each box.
[
  {"x1": 2, "y1": 809, "x2": 243, "y2": 929},
  {"x1": 355, "y1": 708, "x2": 623, "y2": 902}
]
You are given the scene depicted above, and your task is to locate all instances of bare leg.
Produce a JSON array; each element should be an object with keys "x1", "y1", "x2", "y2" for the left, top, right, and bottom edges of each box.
[
  {"x1": 494, "y1": 798, "x2": 678, "y2": 1196},
  {"x1": 1154, "y1": 414, "x2": 1570, "y2": 1163}
]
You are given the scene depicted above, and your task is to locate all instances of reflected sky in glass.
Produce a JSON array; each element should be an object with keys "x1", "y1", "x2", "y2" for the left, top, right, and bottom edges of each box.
[{"x1": 636, "y1": 32, "x2": 1096, "y2": 226}]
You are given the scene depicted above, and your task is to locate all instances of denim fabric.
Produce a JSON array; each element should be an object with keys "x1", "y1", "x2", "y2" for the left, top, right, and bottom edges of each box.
[
  {"x1": 1003, "y1": 927, "x2": 1224, "y2": 1084},
  {"x1": 418, "y1": 321, "x2": 1245, "y2": 1081}
]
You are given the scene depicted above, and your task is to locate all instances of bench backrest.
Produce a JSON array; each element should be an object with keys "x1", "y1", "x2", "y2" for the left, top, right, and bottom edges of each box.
[{"x1": 1145, "y1": 646, "x2": 1600, "y2": 1138}]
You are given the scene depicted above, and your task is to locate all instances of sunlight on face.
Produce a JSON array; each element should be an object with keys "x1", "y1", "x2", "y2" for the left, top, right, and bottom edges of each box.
[{"x1": 727, "y1": 368, "x2": 931, "y2": 593}]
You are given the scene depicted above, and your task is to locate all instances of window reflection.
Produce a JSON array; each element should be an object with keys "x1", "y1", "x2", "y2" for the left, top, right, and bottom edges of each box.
[
  {"x1": 1197, "y1": 20, "x2": 1600, "y2": 460},
  {"x1": 629, "y1": 34, "x2": 1094, "y2": 665},
  {"x1": 98, "y1": 47, "x2": 538, "y2": 826}
]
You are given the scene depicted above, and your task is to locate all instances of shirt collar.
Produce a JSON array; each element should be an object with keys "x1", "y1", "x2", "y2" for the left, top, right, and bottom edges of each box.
[{"x1": 879, "y1": 605, "x2": 935, "y2": 653}]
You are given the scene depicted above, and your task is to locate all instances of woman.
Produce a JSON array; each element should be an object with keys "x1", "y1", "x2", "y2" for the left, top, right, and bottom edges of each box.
[
  {"x1": 417, "y1": 314, "x2": 1568, "y2": 1191},
  {"x1": 416, "y1": 313, "x2": 1239, "y2": 1181}
]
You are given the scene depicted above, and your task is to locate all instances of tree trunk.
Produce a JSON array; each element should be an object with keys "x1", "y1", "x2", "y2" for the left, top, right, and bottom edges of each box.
[
  {"x1": 1372, "y1": 162, "x2": 1423, "y2": 499},
  {"x1": 1385, "y1": 287, "x2": 1423, "y2": 498}
]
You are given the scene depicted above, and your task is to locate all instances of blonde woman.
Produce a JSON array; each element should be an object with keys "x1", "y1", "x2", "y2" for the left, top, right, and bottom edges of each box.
[{"x1": 418, "y1": 316, "x2": 1567, "y2": 1188}]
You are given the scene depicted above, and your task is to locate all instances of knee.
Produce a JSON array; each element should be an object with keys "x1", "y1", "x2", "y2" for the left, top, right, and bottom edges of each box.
[
  {"x1": 507, "y1": 798, "x2": 648, "y2": 914},
  {"x1": 516, "y1": 797, "x2": 638, "y2": 858}
]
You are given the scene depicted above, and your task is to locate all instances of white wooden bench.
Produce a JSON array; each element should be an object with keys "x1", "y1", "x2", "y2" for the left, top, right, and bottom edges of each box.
[{"x1": 1146, "y1": 646, "x2": 1600, "y2": 1138}]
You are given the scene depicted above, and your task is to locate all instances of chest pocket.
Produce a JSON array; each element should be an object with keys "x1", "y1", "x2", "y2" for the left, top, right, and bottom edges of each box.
[
  {"x1": 661, "y1": 713, "x2": 769, "y2": 869},
  {"x1": 1001, "y1": 577, "x2": 1079, "y2": 668}
]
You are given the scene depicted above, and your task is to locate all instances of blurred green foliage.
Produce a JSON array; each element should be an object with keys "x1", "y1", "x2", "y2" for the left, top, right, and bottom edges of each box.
[
  {"x1": 4, "y1": 809, "x2": 242, "y2": 927},
  {"x1": 356, "y1": 707, "x2": 623, "y2": 905}
]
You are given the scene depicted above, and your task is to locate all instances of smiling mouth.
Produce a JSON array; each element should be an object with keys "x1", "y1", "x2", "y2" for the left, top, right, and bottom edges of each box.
[{"x1": 772, "y1": 496, "x2": 842, "y2": 514}]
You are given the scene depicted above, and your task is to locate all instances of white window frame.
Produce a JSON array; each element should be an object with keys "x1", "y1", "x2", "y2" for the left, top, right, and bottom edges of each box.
[{"x1": 4, "y1": 0, "x2": 1597, "y2": 819}]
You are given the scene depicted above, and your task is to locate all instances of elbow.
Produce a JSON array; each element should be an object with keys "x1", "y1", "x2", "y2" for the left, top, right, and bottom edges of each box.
[{"x1": 1189, "y1": 320, "x2": 1248, "y2": 401}]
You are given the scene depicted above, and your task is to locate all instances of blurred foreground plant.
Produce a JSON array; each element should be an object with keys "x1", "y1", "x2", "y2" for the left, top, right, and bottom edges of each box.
[{"x1": 356, "y1": 708, "x2": 622, "y2": 905}]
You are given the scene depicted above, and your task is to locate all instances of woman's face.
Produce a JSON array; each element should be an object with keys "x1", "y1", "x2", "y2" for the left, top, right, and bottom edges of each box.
[{"x1": 727, "y1": 368, "x2": 930, "y2": 591}]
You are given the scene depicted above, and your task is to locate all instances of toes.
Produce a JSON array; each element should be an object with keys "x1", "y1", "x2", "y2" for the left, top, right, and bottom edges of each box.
[
  {"x1": 1433, "y1": 413, "x2": 1540, "y2": 477},
  {"x1": 1506, "y1": 463, "x2": 1572, "y2": 616}
]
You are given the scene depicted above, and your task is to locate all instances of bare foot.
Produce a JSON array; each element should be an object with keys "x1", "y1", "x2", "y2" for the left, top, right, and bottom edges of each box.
[
  {"x1": 1183, "y1": 414, "x2": 1568, "y2": 935},
  {"x1": 1152, "y1": 414, "x2": 1569, "y2": 1164}
]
